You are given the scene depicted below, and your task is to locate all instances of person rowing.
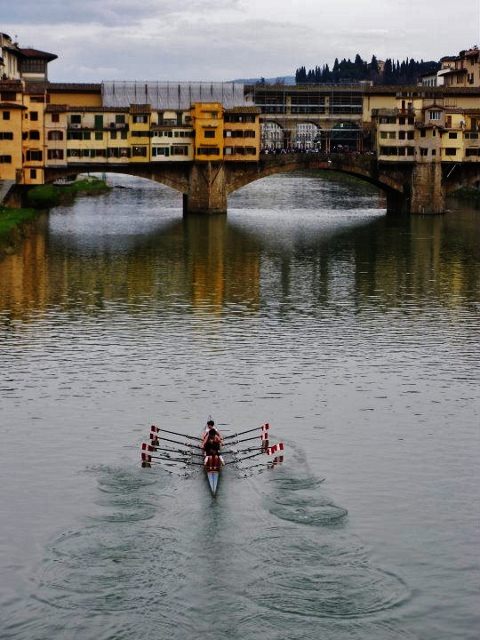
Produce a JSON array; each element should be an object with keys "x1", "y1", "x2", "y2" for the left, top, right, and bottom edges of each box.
[
  {"x1": 202, "y1": 421, "x2": 224, "y2": 469},
  {"x1": 202, "y1": 419, "x2": 223, "y2": 447}
]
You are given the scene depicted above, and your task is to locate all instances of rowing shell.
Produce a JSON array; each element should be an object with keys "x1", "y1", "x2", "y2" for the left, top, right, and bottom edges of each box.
[
  {"x1": 206, "y1": 470, "x2": 220, "y2": 496},
  {"x1": 141, "y1": 422, "x2": 284, "y2": 495}
]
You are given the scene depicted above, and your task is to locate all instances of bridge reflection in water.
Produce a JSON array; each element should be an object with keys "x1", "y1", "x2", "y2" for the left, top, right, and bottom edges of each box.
[{"x1": 0, "y1": 173, "x2": 479, "y2": 323}]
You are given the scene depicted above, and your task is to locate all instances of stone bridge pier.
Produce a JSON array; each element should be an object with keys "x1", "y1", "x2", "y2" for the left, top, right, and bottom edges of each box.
[{"x1": 183, "y1": 163, "x2": 227, "y2": 215}]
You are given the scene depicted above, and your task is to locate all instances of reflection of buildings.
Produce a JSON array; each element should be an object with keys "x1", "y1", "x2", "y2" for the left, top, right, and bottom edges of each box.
[
  {"x1": 1, "y1": 194, "x2": 478, "y2": 321},
  {"x1": 0, "y1": 213, "x2": 262, "y2": 318}
]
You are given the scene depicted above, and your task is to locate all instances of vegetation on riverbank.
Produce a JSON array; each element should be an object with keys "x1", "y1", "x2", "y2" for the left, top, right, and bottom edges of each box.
[
  {"x1": 0, "y1": 206, "x2": 38, "y2": 240},
  {"x1": 26, "y1": 177, "x2": 111, "y2": 208},
  {"x1": 0, "y1": 177, "x2": 110, "y2": 258}
]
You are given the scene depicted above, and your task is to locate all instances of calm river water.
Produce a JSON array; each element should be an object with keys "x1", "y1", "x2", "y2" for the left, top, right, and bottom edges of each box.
[{"x1": 0, "y1": 173, "x2": 479, "y2": 640}]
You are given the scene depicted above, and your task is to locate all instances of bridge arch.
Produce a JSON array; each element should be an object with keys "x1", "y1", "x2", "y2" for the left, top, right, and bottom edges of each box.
[
  {"x1": 225, "y1": 153, "x2": 407, "y2": 213},
  {"x1": 44, "y1": 164, "x2": 191, "y2": 196}
]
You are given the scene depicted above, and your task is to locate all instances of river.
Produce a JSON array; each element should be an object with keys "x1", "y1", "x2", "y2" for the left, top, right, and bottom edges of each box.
[{"x1": 0, "y1": 172, "x2": 479, "y2": 640}]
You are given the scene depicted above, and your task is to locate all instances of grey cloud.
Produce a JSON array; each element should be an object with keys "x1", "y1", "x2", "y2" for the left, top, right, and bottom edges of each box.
[{"x1": 1, "y1": 0, "x2": 241, "y2": 27}]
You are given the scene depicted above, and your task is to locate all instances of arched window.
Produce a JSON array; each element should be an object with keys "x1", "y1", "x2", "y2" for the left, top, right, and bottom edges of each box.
[{"x1": 47, "y1": 130, "x2": 64, "y2": 141}]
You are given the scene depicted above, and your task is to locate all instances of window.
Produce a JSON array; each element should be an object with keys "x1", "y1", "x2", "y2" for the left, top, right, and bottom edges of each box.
[
  {"x1": 152, "y1": 147, "x2": 169, "y2": 157},
  {"x1": 133, "y1": 115, "x2": 148, "y2": 123},
  {"x1": 47, "y1": 149, "x2": 64, "y2": 160},
  {"x1": 152, "y1": 147, "x2": 170, "y2": 158},
  {"x1": 51, "y1": 113, "x2": 60, "y2": 123},
  {"x1": 2, "y1": 111, "x2": 10, "y2": 120},
  {"x1": 420, "y1": 130, "x2": 426, "y2": 137},
  {"x1": 1, "y1": 91, "x2": 16, "y2": 101},
  {"x1": 30, "y1": 112, "x2": 39, "y2": 121},
  {"x1": 448, "y1": 132, "x2": 458, "y2": 139},
  {"x1": 420, "y1": 148, "x2": 428, "y2": 156},
  {"x1": 429, "y1": 111, "x2": 441, "y2": 120},
  {"x1": 445, "y1": 148, "x2": 457, "y2": 156},
  {"x1": 0, "y1": 132, "x2": 13, "y2": 140},
  {"x1": 197, "y1": 147, "x2": 219, "y2": 156},
  {"x1": 26, "y1": 150, "x2": 43, "y2": 161},
  {"x1": 171, "y1": 146, "x2": 188, "y2": 156},
  {"x1": 30, "y1": 169, "x2": 37, "y2": 179},
  {"x1": 110, "y1": 131, "x2": 117, "y2": 140},
  {"x1": 95, "y1": 132, "x2": 103, "y2": 140},
  {"x1": 204, "y1": 130, "x2": 215, "y2": 138},
  {"x1": 70, "y1": 115, "x2": 81, "y2": 124},
  {"x1": 0, "y1": 155, "x2": 12, "y2": 163},
  {"x1": 115, "y1": 114, "x2": 125, "y2": 124},
  {"x1": 29, "y1": 130, "x2": 40, "y2": 140},
  {"x1": 132, "y1": 146, "x2": 147, "y2": 157}
]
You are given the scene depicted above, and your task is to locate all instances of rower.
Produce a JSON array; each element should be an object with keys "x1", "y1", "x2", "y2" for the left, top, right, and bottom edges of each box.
[
  {"x1": 203, "y1": 424, "x2": 224, "y2": 468},
  {"x1": 202, "y1": 420, "x2": 223, "y2": 447}
]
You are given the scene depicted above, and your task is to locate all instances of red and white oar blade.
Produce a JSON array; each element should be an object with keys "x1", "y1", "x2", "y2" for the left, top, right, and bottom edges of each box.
[
  {"x1": 262, "y1": 423, "x2": 270, "y2": 432},
  {"x1": 141, "y1": 452, "x2": 152, "y2": 463},
  {"x1": 266, "y1": 443, "x2": 284, "y2": 456},
  {"x1": 151, "y1": 425, "x2": 160, "y2": 433}
]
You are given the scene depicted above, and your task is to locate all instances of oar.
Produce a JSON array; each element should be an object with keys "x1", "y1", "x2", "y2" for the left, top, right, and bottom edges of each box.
[
  {"x1": 142, "y1": 443, "x2": 203, "y2": 458},
  {"x1": 149, "y1": 432, "x2": 203, "y2": 450},
  {"x1": 223, "y1": 423, "x2": 270, "y2": 440},
  {"x1": 225, "y1": 443, "x2": 284, "y2": 465},
  {"x1": 226, "y1": 434, "x2": 268, "y2": 446},
  {"x1": 141, "y1": 452, "x2": 204, "y2": 467},
  {"x1": 151, "y1": 425, "x2": 202, "y2": 441}
]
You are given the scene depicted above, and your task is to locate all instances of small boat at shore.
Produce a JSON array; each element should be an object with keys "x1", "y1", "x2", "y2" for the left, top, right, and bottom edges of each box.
[{"x1": 140, "y1": 422, "x2": 284, "y2": 497}]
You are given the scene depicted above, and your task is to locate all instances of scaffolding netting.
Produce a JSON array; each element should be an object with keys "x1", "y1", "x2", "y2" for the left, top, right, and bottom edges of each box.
[{"x1": 101, "y1": 81, "x2": 249, "y2": 109}]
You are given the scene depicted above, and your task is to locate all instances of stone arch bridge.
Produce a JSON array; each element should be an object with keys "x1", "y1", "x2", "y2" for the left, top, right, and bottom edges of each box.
[{"x1": 44, "y1": 153, "x2": 480, "y2": 215}]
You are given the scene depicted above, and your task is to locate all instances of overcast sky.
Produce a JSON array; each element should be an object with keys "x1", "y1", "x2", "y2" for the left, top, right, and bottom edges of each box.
[{"x1": 2, "y1": 0, "x2": 480, "y2": 82}]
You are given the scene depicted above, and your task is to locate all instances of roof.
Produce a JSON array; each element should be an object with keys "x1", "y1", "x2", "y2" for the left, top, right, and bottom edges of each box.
[
  {"x1": 19, "y1": 48, "x2": 57, "y2": 62},
  {"x1": 48, "y1": 83, "x2": 102, "y2": 93},
  {"x1": 0, "y1": 80, "x2": 23, "y2": 90},
  {"x1": 129, "y1": 103, "x2": 151, "y2": 113},
  {"x1": 46, "y1": 104, "x2": 129, "y2": 113},
  {"x1": 0, "y1": 101, "x2": 27, "y2": 109}
]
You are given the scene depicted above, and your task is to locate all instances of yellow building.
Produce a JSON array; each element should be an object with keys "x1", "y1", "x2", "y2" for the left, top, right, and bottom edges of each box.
[
  {"x1": 0, "y1": 80, "x2": 25, "y2": 181},
  {"x1": 128, "y1": 104, "x2": 151, "y2": 163},
  {"x1": 223, "y1": 106, "x2": 261, "y2": 161},
  {"x1": 191, "y1": 102, "x2": 224, "y2": 161},
  {"x1": 150, "y1": 109, "x2": 194, "y2": 161}
]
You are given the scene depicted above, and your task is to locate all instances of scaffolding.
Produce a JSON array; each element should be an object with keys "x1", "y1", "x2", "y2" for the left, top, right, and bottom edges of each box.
[{"x1": 101, "y1": 81, "x2": 250, "y2": 110}]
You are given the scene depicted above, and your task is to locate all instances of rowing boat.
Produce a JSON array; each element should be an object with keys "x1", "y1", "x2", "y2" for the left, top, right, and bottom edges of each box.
[{"x1": 140, "y1": 421, "x2": 284, "y2": 497}]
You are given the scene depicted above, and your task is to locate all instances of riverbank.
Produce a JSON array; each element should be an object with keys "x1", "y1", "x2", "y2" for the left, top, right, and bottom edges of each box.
[
  {"x1": 0, "y1": 177, "x2": 110, "y2": 258},
  {"x1": 26, "y1": 177, "x2": 111, "y2": 208},
  {"x1": 0, "y1": 206, "x2": 41, "y2": 258}
]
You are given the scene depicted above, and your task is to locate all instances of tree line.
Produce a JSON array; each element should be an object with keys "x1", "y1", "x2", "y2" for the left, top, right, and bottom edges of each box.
[{"x1": 295, "y1": 54, "x2": 440, "y2": 85}]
